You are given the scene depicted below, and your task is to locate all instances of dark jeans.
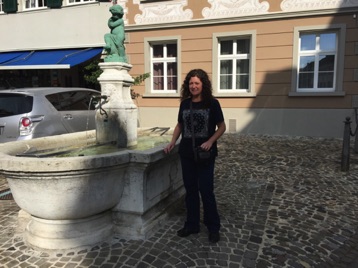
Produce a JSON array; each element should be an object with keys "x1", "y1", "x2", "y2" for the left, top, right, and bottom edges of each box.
[{"x1": 180, "y1": 156, "x2": 220, "y2": 233}]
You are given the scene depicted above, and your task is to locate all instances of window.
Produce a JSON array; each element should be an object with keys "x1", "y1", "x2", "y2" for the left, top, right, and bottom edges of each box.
[
  {"x1": 46, "y1": 91, "x2": 99, "y2": 111},
  {"x1": 0, "y1": 94, "x2": 33, "y2": 117},
  {"x1": 22, "y1": 0, "x2": 63, "y2": 10},
  {"x1": 24, "y1": 0, "x2": 47, "y2": 9},
  {"x1": 0, "y1": 0, "x2": 3, "y2": 12},
  {"x1": 152, "y1": 43, "x2": 177, "y2": 91},
  {"x1": 144, "y1": 37, "x2": 181, "y2": 96},
  {"x1": 219, "y1": 38, "x2": 250, "y2": 90},
  {"x1": 298, "y1": 33, "x2": 336, "y2": 91},
  {"x1": 291, "y1": 25, "x2": 346, "y2": 96},
  {"x1": 140, "y1": 0, "x2": 171, "y2": 2},
  {"x1": 67, "y1": 0, "x2": 95, "y2": 5},
  {"x1": 213, "y1": 31, "x2": 256, "y2": 97}
]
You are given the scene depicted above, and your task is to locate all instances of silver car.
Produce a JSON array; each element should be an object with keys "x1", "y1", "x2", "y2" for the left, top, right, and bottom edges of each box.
[{"x1": 0, "y1": 87, "x2": 100, "y2": 143}]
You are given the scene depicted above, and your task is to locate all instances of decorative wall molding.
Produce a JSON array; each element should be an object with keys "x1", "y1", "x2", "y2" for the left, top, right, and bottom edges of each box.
[
  {"x1": 281, "y1": 0, "x2": 358, "y2": 11},
  {"x1": 133, "y1": 0, "x2": 193, "y2": 25},
  {"x1": 202, "y1": 0, "x2": 269, "y2": 19}
]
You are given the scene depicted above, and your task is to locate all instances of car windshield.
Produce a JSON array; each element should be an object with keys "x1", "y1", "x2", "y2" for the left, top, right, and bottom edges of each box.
[{"x1": 0, "y1": 93, "x2": 33, "y2": 117}]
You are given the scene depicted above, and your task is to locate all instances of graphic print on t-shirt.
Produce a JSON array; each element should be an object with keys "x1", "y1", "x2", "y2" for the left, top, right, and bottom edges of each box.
[{"x1": 183, "y1": 108, "x2": 209, "y2": 138}]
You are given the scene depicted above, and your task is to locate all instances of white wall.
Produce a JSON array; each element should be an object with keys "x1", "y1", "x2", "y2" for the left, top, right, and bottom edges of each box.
[{"x1": 0, "y1": 2, "x2": 112, "y2": 52}]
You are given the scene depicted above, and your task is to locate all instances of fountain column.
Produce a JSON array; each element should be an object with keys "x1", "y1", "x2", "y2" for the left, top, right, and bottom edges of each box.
[{"x1": 96, "y1": 62, "x2": 137, "y2": 148}]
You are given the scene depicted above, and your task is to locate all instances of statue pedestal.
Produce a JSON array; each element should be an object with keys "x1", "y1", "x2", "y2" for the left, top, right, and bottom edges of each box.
[{"x1": 96, "y1": 62, "x2": 137, "y2": 147}]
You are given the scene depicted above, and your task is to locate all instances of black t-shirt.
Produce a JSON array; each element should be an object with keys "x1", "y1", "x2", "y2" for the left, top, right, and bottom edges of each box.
[{"x1": 178, "y1": 98, "x2": 224, "y2": 158}]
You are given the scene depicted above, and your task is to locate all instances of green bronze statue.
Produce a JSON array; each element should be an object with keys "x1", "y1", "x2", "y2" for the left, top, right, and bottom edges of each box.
[{"x1": 104, "y1": 5, "x2": 128, "y2": 63}]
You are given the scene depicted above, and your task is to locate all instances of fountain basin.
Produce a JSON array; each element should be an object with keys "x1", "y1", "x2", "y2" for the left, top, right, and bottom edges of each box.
[{"x1": 0, "y1": 129, "x2": 184, "y2": 251}]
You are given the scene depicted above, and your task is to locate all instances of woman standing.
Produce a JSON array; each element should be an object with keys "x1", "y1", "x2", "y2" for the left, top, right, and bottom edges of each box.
[{"x1": 164, "y1": 69, "x2": 226, "y2": 243}]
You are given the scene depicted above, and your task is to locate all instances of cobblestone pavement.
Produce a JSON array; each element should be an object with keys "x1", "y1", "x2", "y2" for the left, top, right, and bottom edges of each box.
[{"x1": 1, "y1": 134, "x2": 358, "y2": 267}]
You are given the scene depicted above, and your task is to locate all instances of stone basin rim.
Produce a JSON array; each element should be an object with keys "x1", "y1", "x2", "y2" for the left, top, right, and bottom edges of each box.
[{"x1": 0, "y1": 129, "x2": 175, "y2": 173}]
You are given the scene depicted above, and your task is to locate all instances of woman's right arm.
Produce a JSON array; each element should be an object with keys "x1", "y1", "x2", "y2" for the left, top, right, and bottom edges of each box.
[{"x1": 164, "y1": 123, "x2": 182, "y2": 154}]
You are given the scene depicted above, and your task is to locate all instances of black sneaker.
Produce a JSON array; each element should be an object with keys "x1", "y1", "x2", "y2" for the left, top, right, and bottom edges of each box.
[
  {"x1": 177, "y1": 227, "x2": 200, "y2": 237},
  {"x1": 208, "y1": 232, "x2": 220, "y2": 243}
]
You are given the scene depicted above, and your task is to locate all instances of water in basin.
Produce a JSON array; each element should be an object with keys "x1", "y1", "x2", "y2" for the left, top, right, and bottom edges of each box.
[{"x1": 16, "y1": 130, "x2": 171, "y2": 158}]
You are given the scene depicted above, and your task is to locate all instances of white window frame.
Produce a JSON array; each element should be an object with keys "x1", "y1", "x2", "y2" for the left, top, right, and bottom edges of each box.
[
  {"x1": 290, "y1": 24, "x2": 346, "y2": 96},
  {"x1": 143, "y1": 36, "x2": 181, "y2": 97},
  {"x1": 0, "y1": 0, "x2": 3, "y2": 13},
  {"x1": 213, "y1": 30, "x2": 256, "y2": 97},
  {"x1": 23, "y1": 0, "x2": 47, "y2": 10},
  {"x1": 67, "y1": 0, "x2": 95, "y2": 5}
]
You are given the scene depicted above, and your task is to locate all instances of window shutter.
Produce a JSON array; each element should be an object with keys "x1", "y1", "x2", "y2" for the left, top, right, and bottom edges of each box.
[
  {"x1": 3, "y1": 0, "x2": 18, "y2": 13},
  {"x1": 47, "y1": 0, "x2": 62, "y2": 8}
]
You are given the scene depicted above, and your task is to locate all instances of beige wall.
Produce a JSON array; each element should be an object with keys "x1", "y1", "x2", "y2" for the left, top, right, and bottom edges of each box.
[
  {"x1": 124, "y1": 1, "x2": 358, "y2": 137},
  {"x1": 127, "y1": 13, "x2": 358, "y2": 109}
]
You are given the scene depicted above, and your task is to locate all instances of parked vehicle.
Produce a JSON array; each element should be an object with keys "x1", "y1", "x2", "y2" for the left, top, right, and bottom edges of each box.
[{"x1": 0, "y1": 87, "x2": 100, "y2": 143}]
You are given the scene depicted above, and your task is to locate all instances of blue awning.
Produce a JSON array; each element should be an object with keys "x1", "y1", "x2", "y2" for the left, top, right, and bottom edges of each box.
[
  {"x1": 0, "y1": 51, "x2": 29, "y2": 64},
  {"x1": 0, "y1": 48, "x2": 103, "y2": 70}
]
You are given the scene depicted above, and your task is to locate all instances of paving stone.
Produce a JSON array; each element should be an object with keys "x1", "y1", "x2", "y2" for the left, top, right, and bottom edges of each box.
[{"x1": 2, "y1": 134, "x2": 358, "y2": 267}]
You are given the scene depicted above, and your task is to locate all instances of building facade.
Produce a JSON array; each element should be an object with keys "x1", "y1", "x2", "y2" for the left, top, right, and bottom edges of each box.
[{"x1": 1, "y1": 0, "x2": 358, "y2": 137}]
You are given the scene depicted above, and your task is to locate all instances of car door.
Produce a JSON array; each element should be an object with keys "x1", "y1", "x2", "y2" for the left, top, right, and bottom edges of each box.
[{"x1": 46, "y1": 90, "x2": 100, "y2": 133}]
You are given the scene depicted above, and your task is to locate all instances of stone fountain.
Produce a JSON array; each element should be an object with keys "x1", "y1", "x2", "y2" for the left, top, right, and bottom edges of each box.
[{"x1": 0, "y1": 5, "x2": 184, "y2": 252}]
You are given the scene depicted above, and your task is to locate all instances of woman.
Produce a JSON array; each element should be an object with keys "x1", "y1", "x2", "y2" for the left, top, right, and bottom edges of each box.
[{"x1": 164, "y1": 69, "x2": 226, "y2": 243}]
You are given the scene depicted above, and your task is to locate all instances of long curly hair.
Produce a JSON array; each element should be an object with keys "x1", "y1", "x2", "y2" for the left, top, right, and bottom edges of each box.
[{"x1": 180, "y1": 69, "x2": 213, "y2": 107}]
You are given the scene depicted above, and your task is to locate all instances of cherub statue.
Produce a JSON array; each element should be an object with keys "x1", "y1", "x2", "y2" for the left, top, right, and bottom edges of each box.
[{"x1": 104, "y1": 5, "x2": 128, "y2": 63}]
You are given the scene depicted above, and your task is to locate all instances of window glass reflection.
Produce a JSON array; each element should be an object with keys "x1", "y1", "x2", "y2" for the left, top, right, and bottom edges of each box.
[
  {"x1": 320, "y1": 33, "x2": 336, "y2": 51},
  {"x1": 220, "y1": 40, "x2": 233, "y2": 55},
  {"x1": 300, "y1": 34, "x2": 316, "y2": 51}
]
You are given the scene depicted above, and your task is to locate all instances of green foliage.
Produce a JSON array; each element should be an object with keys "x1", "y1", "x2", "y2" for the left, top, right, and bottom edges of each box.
[
  {"x1": 133, "y1": 73, "x2": 151, "y2": 86},
  {"x1": 83, "y1": 60, "x2": 103, "y2": 90},
  {"x1": 132, "y1": 72, "x2": 150, "y2": 99}
]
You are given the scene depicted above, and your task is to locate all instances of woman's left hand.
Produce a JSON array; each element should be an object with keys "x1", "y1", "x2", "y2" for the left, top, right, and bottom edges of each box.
[{"x1": 200, "y1": 141, "x2": 213, "y2": 151}]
